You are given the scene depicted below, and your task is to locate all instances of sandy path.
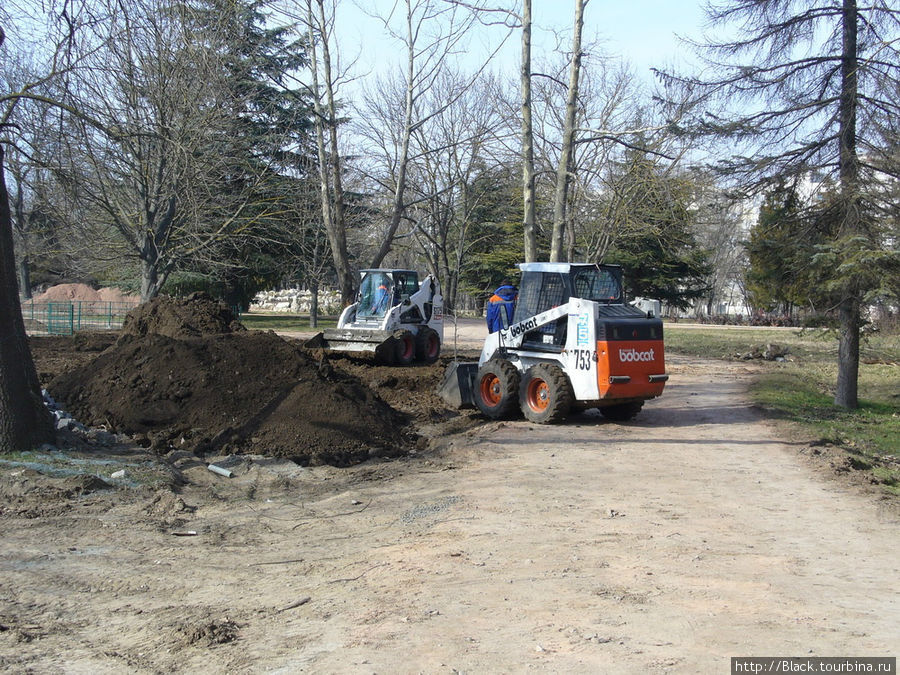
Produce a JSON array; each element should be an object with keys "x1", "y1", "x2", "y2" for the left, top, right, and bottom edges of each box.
[{"x1": 1, "y1": 357, "x2": 897, "y2": 673}]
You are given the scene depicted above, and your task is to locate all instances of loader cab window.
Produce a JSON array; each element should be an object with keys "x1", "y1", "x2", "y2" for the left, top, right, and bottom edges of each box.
[
  {"x1": 513, "y1": 271, "x2": 568, "y2": 348},
  {"x1": 514, "y1": 271, "x2": 568, "y2": 322},
  {"x1": 358, "y1": 272, "x2": 394, "y2": 319},
  {"x1": 572, "y1": 266, "x2": 622, "y2": 303},
  {"x1": 393, "y1": 273, "x2": 419, "y2": 301}
]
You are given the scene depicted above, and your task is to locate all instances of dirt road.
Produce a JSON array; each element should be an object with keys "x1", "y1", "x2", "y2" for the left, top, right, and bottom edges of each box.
[{"x1": 2, "y1": 346, "x2": 898, "y2": 672}]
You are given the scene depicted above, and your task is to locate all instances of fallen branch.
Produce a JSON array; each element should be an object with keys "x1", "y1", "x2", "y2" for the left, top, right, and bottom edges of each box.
[
  {"x1": 250, "y1": 558, "x2": 305, "y2": 567},
  {"x1": 327, "y1": 563, "x2": 387, "y2": 584},
  {"x1": 290, "y1": 500, "x2": 373, "y2": 531},
  {"x1": 277, "y1": 596, "x2": 311, "y2": 612}
]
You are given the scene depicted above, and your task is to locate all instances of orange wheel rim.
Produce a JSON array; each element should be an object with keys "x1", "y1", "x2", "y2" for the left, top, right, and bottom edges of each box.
[
  {"x1": 480, "y1": 374, "x2": 502, "y2": 406},
  {"x1": 526, "y1": 379, "x2": 550, "y2": 411}
]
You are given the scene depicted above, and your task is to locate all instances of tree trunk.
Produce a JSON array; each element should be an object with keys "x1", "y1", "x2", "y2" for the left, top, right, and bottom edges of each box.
[
  {"x1": 565, "y1": 190, "x2": 577, "y2": 262},
  {"x1": 309, "y1": 0, "x2": 354, "y2": 306},
  {"x1": 17, "y1": 253, "x2": 31, "y2": 300},
  {"x1": 13, "y1": 176, "x2": 31, "y2": 299},
  {"x1": 309, "y1": 276, "x2": 319, "y2": 329},
  {"x1": 835, "y1": 296, "x2": 859, "y2": 407},
  {"x1": 550, "y1": 0, "x2": 585, "y2": 262},
  {"x1": 140, "y1": 255, "x2": 161, "y2": 302},
  {"x1": 520, "y1": 0, "x2": 537, "y2": 263},
  {"x1": 0, "y1": 146, "x2": 54, "y2": 453},
  {"x1": 834, "y1": 0, "x2": 860, "y2": 409}
]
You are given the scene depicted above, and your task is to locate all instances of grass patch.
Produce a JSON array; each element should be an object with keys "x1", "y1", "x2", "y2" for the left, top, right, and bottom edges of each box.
[
  {"x1": 664, "y1": 323, "x2": 900, "y2": 363},
  {"x1": 239, "y1": 312, "x2": 338, "y2": 332},
  {"x1": 665, "y1": 323, "x2": 900, "y2": 494}
]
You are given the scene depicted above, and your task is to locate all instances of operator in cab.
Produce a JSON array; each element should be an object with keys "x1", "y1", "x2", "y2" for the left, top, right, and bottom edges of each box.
[{"x1": 486, "y1": 280, "x2": 517, "y2": 333}]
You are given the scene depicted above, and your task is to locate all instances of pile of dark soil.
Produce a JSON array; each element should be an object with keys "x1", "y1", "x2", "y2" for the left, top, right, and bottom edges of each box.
[
  {"x1": 48, "y1": 295, "x2": 414, "y2": 466},
  {"x1": 327, "y1": 354, "x2": 459, "y2": 423},
  {"x1": 121, "y1": 292, "x2": 244, "y2": 339}
]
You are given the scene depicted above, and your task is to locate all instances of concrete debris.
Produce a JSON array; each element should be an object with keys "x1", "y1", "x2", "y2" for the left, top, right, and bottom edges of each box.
[
  {"x1": 736, "y1": 343, "x2": 791, "y2": 361},
  {"x1": 250, "y1": 288, "x2": 342, "y2": 314}
]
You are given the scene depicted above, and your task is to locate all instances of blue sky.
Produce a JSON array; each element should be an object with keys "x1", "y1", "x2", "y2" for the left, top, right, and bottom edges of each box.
[{"x1": 334, "y1": 0, "x2": 708, "y2": 89}]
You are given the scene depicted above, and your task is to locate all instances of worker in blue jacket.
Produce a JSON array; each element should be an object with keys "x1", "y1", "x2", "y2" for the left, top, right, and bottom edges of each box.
[{"x1": 486, "y1": 281, "x2": 517, "y2": 333}]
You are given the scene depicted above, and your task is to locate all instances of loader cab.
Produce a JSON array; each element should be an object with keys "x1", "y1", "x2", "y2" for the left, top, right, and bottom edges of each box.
[
  {"x1": 512, "y1": 263, "x2": 625, "y2": 350},
  {"x1": 356, "y1": 269, "x2": 419, "y2": 320}
]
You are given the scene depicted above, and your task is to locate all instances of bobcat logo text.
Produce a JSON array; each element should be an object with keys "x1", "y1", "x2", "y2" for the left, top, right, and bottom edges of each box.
[
  {"x1": 508, "y1": 317, "x2": 539, "y2": 338},
  {"x1": 618, "y1": 348, "x2": 655, "y2": 363}
]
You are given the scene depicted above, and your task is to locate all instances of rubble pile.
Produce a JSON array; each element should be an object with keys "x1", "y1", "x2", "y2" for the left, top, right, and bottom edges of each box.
[
  {"x1": 250, "y1": 288, "x2": 342, "y2": 314},
  {"x1": 735, "y1": 343, "x2": 791, "y2": 361}
]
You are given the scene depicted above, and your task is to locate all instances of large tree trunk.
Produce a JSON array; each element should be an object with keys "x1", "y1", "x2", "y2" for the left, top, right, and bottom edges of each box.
[
  {"x1": 520, "y1": 0, "x2": 537, "y2": 263},
  {"x1": 0, "y1": 146, "x2": 54, "y2": 453},
  {"x1": 550, "y1": 0, "x2": 586, "y2": 262},
  {"x1": 834, "y1": 0, "x2": 860, "y2": 409},
  {"x1": 835, "y1": 296, "x2": 860, "y2": 406},
  {"x1": 139, "y1": 252, "x2": 162, "y2": 302}
]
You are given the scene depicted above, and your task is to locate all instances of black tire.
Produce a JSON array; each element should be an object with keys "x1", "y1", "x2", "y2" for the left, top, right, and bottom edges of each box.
[
  {"x1": 475, "y1": 359, "x2": 521, "y2": 419},
  {"x1": 518, "y1": 363, "x2": 574, "y2": 424},
  {"x1": 414, "y1": 327, "x2": 441, "y2": 364},
  {"x1": 393, "y1": 330, "x2": 416, "y2": 366},
  {"x1": 599, "y1": 401, "x2": 644, "y2": 421}
]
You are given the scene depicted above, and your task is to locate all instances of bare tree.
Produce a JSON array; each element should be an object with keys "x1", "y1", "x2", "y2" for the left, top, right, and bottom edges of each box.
[
  {"x1": 406, "y1": 71, "x2": 507, "y2": 309},
  {"x1": 305, "y1": 0, "x2": 354, "y2": 305},
  {"x1": 54, "y1": 0, "x2": 305, "y2": 301},
  {"x1": 355, "y1": 0, "x2": 494, "y2": 269},
  {"x1": 549, "y1": 0, "x2": 586, "y2": 262}
]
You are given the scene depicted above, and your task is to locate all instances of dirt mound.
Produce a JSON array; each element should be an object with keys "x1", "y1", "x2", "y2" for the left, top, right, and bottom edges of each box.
[
  {"x1": 48, "y1": 297, "x2": 414, "y2": 466},
  {"x1": 33, "y1": 283, "x2": 102, "y2": 303},
  {"x1": 121, "y1": 292, "x2": 244, "y2": 339},
  {"x1": 31, "y1": 283, "x2": 140, "y2": 304}
]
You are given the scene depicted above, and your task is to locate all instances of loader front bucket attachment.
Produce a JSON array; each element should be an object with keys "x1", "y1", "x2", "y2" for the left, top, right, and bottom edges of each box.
[
  {"x1": 438, "y1": 361, "x2": 478, "y2": 409},
  {"x1": 304, "y1": 332, "x2": 327, "y2": 349},
  {"x1": 304, "y1": 328, "x2": 394, "y2": 355}
]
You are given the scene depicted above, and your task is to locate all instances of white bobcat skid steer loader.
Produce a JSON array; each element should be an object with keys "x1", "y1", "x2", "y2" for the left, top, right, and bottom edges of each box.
[
  {"x1": 306, "y1": 269, "x2": 443, "y2": 365},
  {"x1": 438, "y1": 262, "x2": 668, "y2": 423}
]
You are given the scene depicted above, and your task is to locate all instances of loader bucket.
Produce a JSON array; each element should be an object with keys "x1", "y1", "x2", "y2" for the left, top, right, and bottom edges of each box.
[
  {"x1": 438, "y1": 361, "x2": 478, "y2": 409},
  {"x1": 304, "y1": 332, "x2": 327, "y2": 349},
  {"x1": 304, "y1": 328, "x2": 394, "y2": 355}
]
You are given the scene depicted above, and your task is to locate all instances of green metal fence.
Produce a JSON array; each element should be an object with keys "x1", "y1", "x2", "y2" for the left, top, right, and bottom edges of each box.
[{"x1": 22, "y1": 300, "x2": 141, "y2": 336}]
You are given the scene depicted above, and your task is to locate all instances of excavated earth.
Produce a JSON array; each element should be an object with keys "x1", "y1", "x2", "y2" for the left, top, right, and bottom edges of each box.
[{"x1": 41, "y1": 294, "x2": 454, "y2": 467}]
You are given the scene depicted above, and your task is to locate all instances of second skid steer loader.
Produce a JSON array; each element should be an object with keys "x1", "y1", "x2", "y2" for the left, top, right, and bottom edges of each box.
[
  {"x1": 438, "y1": 262, "x2": 668, "y2": 423},
  {"x1": 306, "y1": 269, "x2": 443, "y2": 365}
]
